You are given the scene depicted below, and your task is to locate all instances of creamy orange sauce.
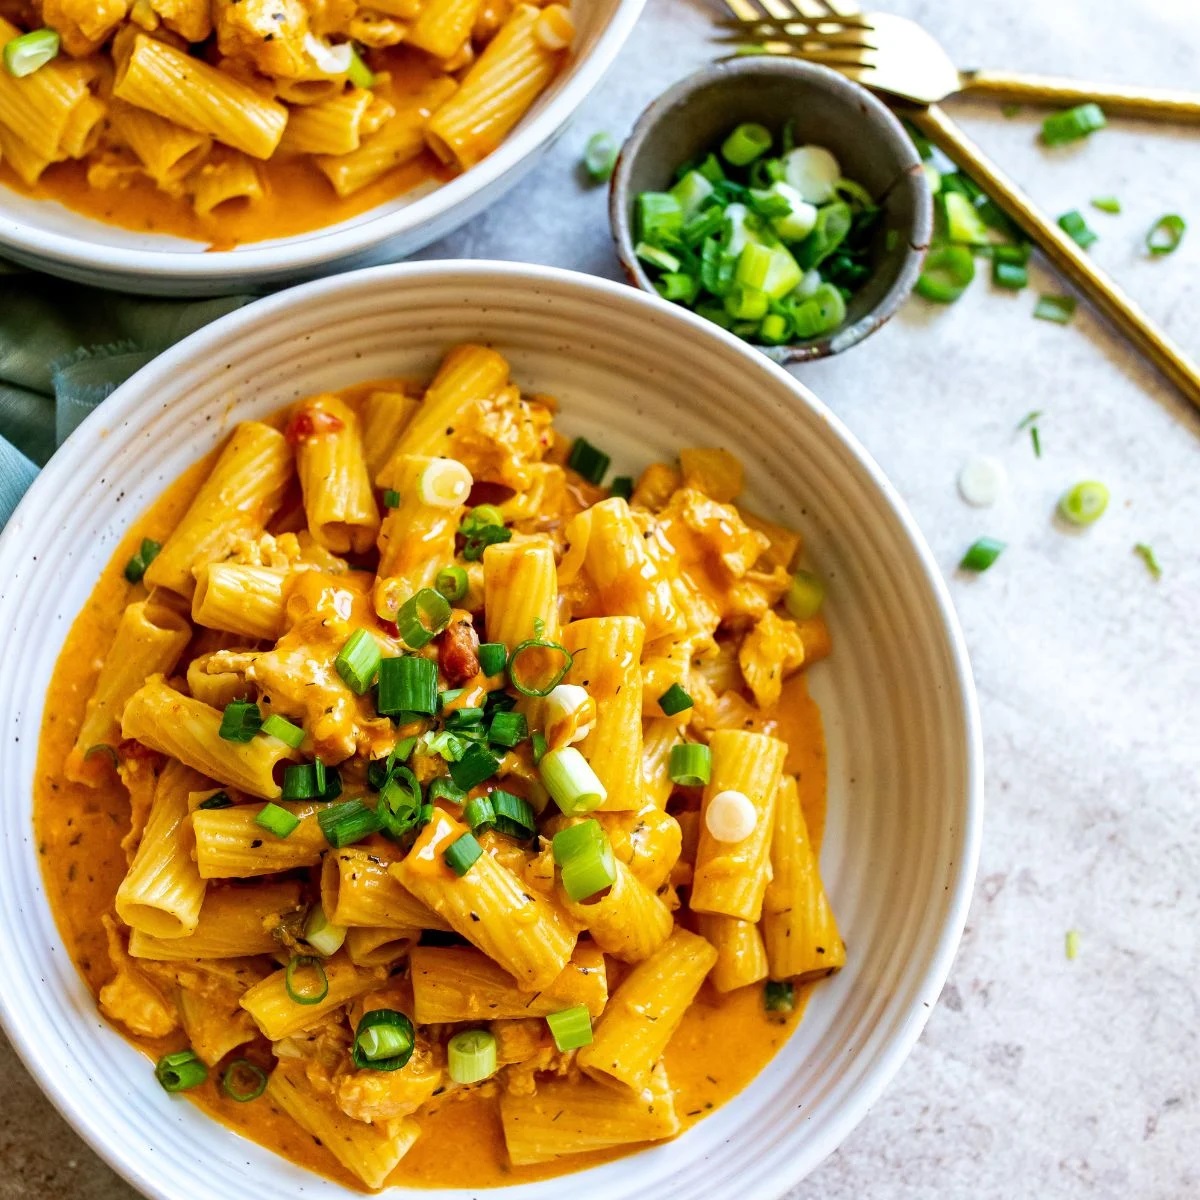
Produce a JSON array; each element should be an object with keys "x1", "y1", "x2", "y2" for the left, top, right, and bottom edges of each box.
[{"x1": 32, "y1": 393, "x2": 829, "y2": 1191}]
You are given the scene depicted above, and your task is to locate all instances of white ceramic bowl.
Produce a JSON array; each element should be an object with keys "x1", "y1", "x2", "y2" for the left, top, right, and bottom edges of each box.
[
  {"x1": 0, "y1": 261, "x2": 982, "y2": 1200},
  {"x1": 0, "y1": 2, "x2": 643, "y2": 297}
]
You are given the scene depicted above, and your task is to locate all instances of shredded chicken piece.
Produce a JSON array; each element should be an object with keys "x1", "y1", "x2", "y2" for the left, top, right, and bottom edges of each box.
[
  {"x1": 738, "y1": 609, "x2": 806, "y2": 708},
  {"x1": 98, "y1": 915, "x2": 178, "y2": 1038}
]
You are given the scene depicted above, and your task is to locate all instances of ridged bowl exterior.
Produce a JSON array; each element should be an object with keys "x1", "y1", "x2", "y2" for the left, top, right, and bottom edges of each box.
[{"x1": 0, "y1": 261, "x2": 982, "y2": 1200}]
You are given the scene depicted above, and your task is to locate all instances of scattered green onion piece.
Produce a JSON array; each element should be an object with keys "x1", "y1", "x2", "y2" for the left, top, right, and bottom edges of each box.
[
  {"x1": 261, "y1": 714, "x2": 305, "y2": 749},
  {"x1": 1065, "y1": 929, "x2": 1080, "y2": 961},
  {"x1": 285, "y1": 955, "x2": 329, "y2": 1005},
  {"x1": 608, "y1": 476, "x2": 634, "y2": 502},
  {"x1": 670, "y1": 169, "x2": 715, "y2": 219},
  {"x1": 1058, "y1": 480, "x2": 1109, "y2": 526},
  {"x1": 1031, "y1": 426, "x2": 1042, "y2": 457},
  {"x1": 1041, "y1": 103, "x2": 1106, "y2": 146},
  {"x1": 155, "y1": 1049, "x2": 207, "y2": 1093},
  {"x1": 281, "y1": 759, "x2": 326, "y2": 801},
  {"x1": 758, "y1": 312, "x2": 790, "y2": 345},
  {"x1": 434, "y1": 565, "x2": 469, "y2": 603},
  {"x1": 449, "y1": 742, "x2": 502, "y2": 790},
  {"x1": 3, "y1": 28, "x2": 61, "y2": 78},
  {"x1": 219, "y1": 700, "x2": 262, "y2": 743},
  {"x1": 377, "y1": 654, "x2": 438, "y2": 717},
  {"x1": 428, "y1": 777, "x2": 467, "y2": 805},
  {"x1": 992, "y1": 260, "x2": 1028, "y2": 290},
  {"x1": 447, "y1": 1029, "x2": 498, "y2": 1084},
  {"x1": 123, "y1": 537, "x2": 162, "y2": 584},
  {"x1": 1034, "y1": 294, "x2": 1076, "y2": 324},
  {"x1": 468, "y1": 503, "x2": 505, "y2": 528},
  {"x1": 764, "y1": 980, "x2": 795, "y2": 1013},
  {"x1": 255, "y1": 802, "x2": 300, "y2": 839},
  {"x1": 444, "y1": 832, "x2": 484, "y2": 876},
  {"x1": 721, "y1": 122, "x2": 772, "y2": 166},
  {"x1": 583, "y1": 131, "x2": 618, "y2": 183},
  {"x1": 785, "y1": 569, "x2": 825, "y2": 620},
  {"x1": 1133, "y1": 543, "x2": 1162, "y2": 580},
  {"x1": 335, "y1": 629, "x2": 382, "y2": 694},
  {"x1": 531, "y1": 730, "x2": 549, "y2": 766},
  {"x1": 464, "y1": 795, "x2": 496, "y2": 832},
  {"x1": 459, "y1": 507, "x2": 511, "y2": 562},
  {"x1": 424, "y1": 729, "x2": 468, "y2": 761},
  {"x1": 552, "y1": 818, "x2": 617, "y2": 901},
  {"x1": 489, "y1": 790, "x2": 536, "y2": 838},
  {"x1": 378, "y1": 768, "x2": 422, "y2": 838},
  {"x1": 509, "y1": 636, "x2": 573, "y2": 697},
  {"x1": 197, "y1": 791, "x2": 232, "y2": 810},
  {"x1": 346, "y1": 46, "x2": 376, "y2": 88},
  {"x1": 83, "y1": 743, "x2": 119, "y2": 768},
  {"x1": 657, "y1": 272, "x2": 700, "y2": 304},
  {"x1": 304, "y1": 901, "x2": 347, "y2": 956},
  {"x1": 220, "y1": 1058, "x2": 267, "y2": 1102},
  {"x1": 943, "y1": 192, "x2": 990, "y2": 246},
  {"x1": 636, "y1": 192, "x2": 683, "y2": 244},
  {"x1": 724, "y1": 285, "x2": 768, "y2": 322},
  {"x1": 478, "y1": 642, "x2": 508, "y2": 677},
  {"x1": 669, "y1": 742, "x2": 712, "y2": 787},
  {"x1": 395, "y1": 588, "x2": 452, "y2": 649},
  {"x1": 352, "y1": 1008, "x2": 416, "y2": 1070},
  {"x1": 1091, "y1": 196, "x2": 1121, "y2": 214},
  {"x1": 915, "y1": 244, "x2": 975, "y2": 304},
  {"x1": 439, "y1": 687, "x2": 465, "y2": 709},
  {"x1": 959, "y1": 537, "x2": 1006, "y2": 572},
  {"x1": 541, "y1": 746, "x2": 606, "y2": 816},
  {"x1": 657, "y1": 683, "x2": 693, "y2": 716},
  {"x1": 383, "y1": 488, "x2": 401, "y2": 508},
  {"x1": 444, "y1": 706, "x2": 484, "y2": 730},
  {"x1": 1146, "y1": 214, "x2": 1186, "y2": 256},
  {"x1": 546, "y1": 1005, "x2": 593, "y2": 1051},
  {"x1": 1057, "y1": 209, "x2": 1097, "y2": 249},
  {"x1": 567, "y1": 436, "x2": 610, "y2": 485},
  {"x1": 488, "y1": 709, "x2": 527, "y2": 748},
  {"x1": 318, "y1": 799, "x2": 384, "y2": 848}
]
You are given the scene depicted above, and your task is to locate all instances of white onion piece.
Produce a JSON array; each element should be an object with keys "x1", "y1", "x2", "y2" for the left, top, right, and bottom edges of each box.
[
  {"x1": 705, "y1": 789, "x2": 757, "y2": 843},
  {"x1": 417, "y1": 459, "x2": 473, "y2": 508},
  {"x1": 957, "y1": 455, "x2": 1007, "y2": 508},
  {"x1": 782, "y1": 145, "x2": 841, "y2": 204},
  {"x1": 305, "y1": 33, "x2": 353, "y2": 76}
]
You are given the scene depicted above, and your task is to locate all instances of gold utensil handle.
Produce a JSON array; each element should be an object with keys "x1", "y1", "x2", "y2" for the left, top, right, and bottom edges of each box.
[
  {"x1": 959, "y1": 70, "x2": 1200, "y2": 122},
  {"x1": 908, "y1": 104, "x2": 1200, "y2": 413}
]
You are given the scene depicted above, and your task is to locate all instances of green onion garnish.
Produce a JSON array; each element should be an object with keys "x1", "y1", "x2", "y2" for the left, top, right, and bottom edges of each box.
[
  {"x1": 219, "y1": 700, "x2": 262, "y2": 743},
  {"x1": 478, "y1": 642, "x2": 507, "y2": 677},
  {"x1": 636, "y1": 192, "x2": 683, "y2": 244},
  {"x1": 582, "y1": 132, "x2": 618, "y2": 184},
  {"x1": 443, "y1": 831, "x2": 484, "y2": 876},
  {"x1": 541, "y1": 746, "x2": 606, "y2": 816},
  {"x1": 490, "y1": 789, "x2": 536, "y2": 838},
  {"x1": 488, "y1": 709, "x2": 527, "y2": 748},
  {"x1": 346, "y1": 46, "x2": 376, "y2": 88},
  {"x1": 261, "y1": 714, "x2": 305, "y2": 749},
  {"x1": 1091, "y1": 196, "x2": 1121, "y2": 214},
  {"x1": 784, "y1": 569, "x2": 825, "y2": 621},
  {"x1": 459, "y1": 505, "x2": 512, "y2": 561},
  {"x1": 1133, "y1": 543, "x2": 1162, "y2": 580},
  {"x1": 428, "y1": 777, "x2": 466, "y2": 805},
  {"x1": 255, "y1": 802, "x2": 300, "y2": 839},
  {"x1": 352, "y1": 1009, "x2": 416, "y2": 1071},
  {"x1": 377, "y1": 654, "x2": 438, "y2": 717},
  {"x1": 318, "y1": 798, "x2": 384, "y2": 848},
  {"x1": 1146, "y1": 214, "x2": 1186, "y2": 256},
  {"x1": 764, "y1": 980, "x2": 795, "y2": 1013},
  {"x1": 83, "y1": 743, "x2": 119, "y2": 768},
  {"x1": 155, "y1": 1048, "x2": 207, "y2": 1093},
  {"x1": 447, "y1": 1028, "x2": 497, "y2": 1084},
  {"x1": 669, "y1": 742, "x2": 712, "y2": 787},
  {"x1": 435, "y1": 565, "x2": 468, "y2": 602},
  {"x1": 334, "y1": 629, "x2": 382, "y2": 694},
  {"x1": 531, "y1": 730, "x2": 549, "y2": 766},
  {"x1": 959, "y1": 537, "x2": 1006, "y2": 572},
  {"x1": 546, "y1": 1004, "x2": 593, "y2": 1051},
  {"x1": 197, "y1": 791, "x2": 232, "y2": 809},
  {"x1": 449, "y1": 742, "x2": 502, "y2": 790},
  {"x1": 1057, "y1": 210, "x2": 1097, "y2": 249},
  {"x1": 509, "y1": 635, "x2": 573, "y2": 697},
  {"x1": 464, "y1": 795, "x2": 495, "y2": 832},
  {"x1": 383, "y1": 488, "x2": 401, "y2": 508},
  {"x1": 1059, "y1": 480, "x2": 1109, "y2": 526},
  {"x1": 722, "y1": 122, "x2": 772, "y2": 166},
  {"x1": 395, "y1": 588, "x2": 452, "y2": 648},
  {"x1": 220, "y1": 1058, "x2": 267, "y2": 1102},
  {"x1": 943, "y1": 192, "x2": 990, "y2": 246},
  {"x1": 285, "y1": 955, "x2": 329, "y2": 1005},
  {"x1": 566, "y1": 436, "x2": 610, "y2": 485},
  {"x1": 915, "y1": 244, "x2": 975, "y2": 304},
  {"x1": 1065, "y1": 929, "x2": 1080, "y2": 961},
  {"x1": 444, "y1": 707, "x2": 484, "y2": 730},
  {"x1": 123, "y1": 537, "x2": 162, "y2": 584},
  {"x1": 609, "y1": 475, "x2": 634, "y2": 501},
  {"x1": 3, "y1": 28, "x2": 60, "y2": 78},
  {"x1": 657, "y1": 683, "x2": 693, "y2": 716},
  {"x1": 1041, "y1": 103, "x2": 1106, "y2": 146},
  {"x1": 992, "y1": 260, "x2": 1028, "y2": 290},
  {"x1": 280, "y1": 758, "x2": 329, "y2": 801},
  {"x1": 303, "y1": 902, "x2": 347, "y2": 957},
  {"x1": 1033, "y1": 294, "x2": 1076, "y2": 324},
  {"x1": 552, "y1": 818, "x2": 616, "y2": 901}
]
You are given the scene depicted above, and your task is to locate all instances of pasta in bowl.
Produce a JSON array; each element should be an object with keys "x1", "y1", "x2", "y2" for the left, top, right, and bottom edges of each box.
[{"x1": 36, "y1": 343, "x2": 843, "y2": 1191}]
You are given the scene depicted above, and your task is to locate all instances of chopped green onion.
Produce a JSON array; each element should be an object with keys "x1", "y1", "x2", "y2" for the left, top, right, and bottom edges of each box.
[
  {"x1": 377, "y1": 654, "x2": 438, "y2": 717},
  {"x1": 439, "y1": 687, "x2": 465, "y2": 709},
  {"x1": 318, "y1": 799, "x2": 384, "y2": 848},
  {"x1": 424, "y1": 729, "x2": 469, "y2": 761},
  {"x1": 346, "y1": 46, "x2": 375, "y2": 88},
  {"x1": 636, "y1": 192, "x2": 683, "y2": 244},
  {"x1": 488, "y1": 709, "x2": 527, "y2": 748},
  {"x1": 447, "y1": 1029, "x2": 497, "y2": 1084},
  {"x1": 464, "y1": 795, "x2": 496, "y2": 832},
  {"x1": 943, "y1": 192, "x2": 990, "y2": 246},
  {"x1": 785, "y1": 569, "x2": 825, "y2": 620},
  {"x1": 1146, "y1": 214, "x2": 1186, "y2": 256},
  {"x1": 657, "y1": 272, "x2": 700, "y2": 304},
  {"x1": 396, "y1": 588, "x2": 452, "y2": 648},
  {"x1": 541, "y1": 746, "x2": 606, "y2": 816},
  {"x1": 509, "y1": 636, "x2": 573, "y2": 697},
  {"x1": 378, "y1": 768, "x2": 422, "y2": 839},
  {"x1": 764, "y1": 980, "x2": 795, "y2": 1013},
  {"x1": 583, "y1": 132, "x2": 618, "y2": 183},
  {"x1": 1034, "y1": 294, "x2": 1076, "y2": 324},
  {"x1": 657, "y1": 683, "x2": 693, "y2": 716},
  {"x1": 285, "y1": 955, "x2": 329, "y2": 1005},
  {"x1": 444, "y1": 831, "x2": 484, "y2": 876},
  {"x1": 444, "y1": 706, "x2": 484, "y2": 730},
  {"x1": 220, "y1": 1058, "x2": 267, "y2": 1102},
  {"x1": 1041, "y1": 103, "x2": 1106, "y2": 146},
  {"x1": 1059, "y1": 480, "x2": 1109, "y2": 526},
  {"x1": 304, "y1": 902, "x2": 347, "y2": 957},
  {"x1": 83, "y1": 743, "x2": 119, "y2": 768},
  {"x1": 281, "y1": 758, "x2": 326, "y2": 801},
  {"x1": 459, "y1": 506, "x2": 511, "y2": 562},
  {"x1": 1065, "y1": 929, "x2": 1080, "y2": 961},
  {"x1": 261, "y1": 714, "x2": 305, "y2": 749},
  {"x1": 197, "y1": 791, "x2": 232, "y2": 809},
  {"x1": 383, "y1": 488, "x2": 401, "y2": 508},
  {"x1": 758, "y1": 312, "x2": 790, "y2": 345},
  {"x1": 155, "y1": 1049, "x2": 207, "y2": 1093},
  {"x1": 449, "y1": 742, "x2": 502, "y2": 790},
  {"x1": 546, "y1": 1005, "x2": 593, "y2": 1051},
  {"x1": 428, "y1": 777, "x2": 467, "y2": 805},
  {"x1": 490, "y1": 790, "x2": 536, "y2": 838},
  {"x1": 352, "y1": 1009, "x2": 416, "y2": 1071},
  {"x1": 669, "y1": 742, "x2": 712, "y2": 787},
  {"x1": 1001, "y1": 103, "x2": 1021, "y2": 118},
  {"x1": 1057, "y1": 210, "x2": 1097, "y2": 249},
  {"x1": 915, "y1": 244, "x2": 975, "y2": 304},
  {"x1": 567, "y1": 436, "x2": 611, "y2": 485},
  {"x1": 468, "y1": 503, "x2": 505, "y2": 528},
  {"x1": 670, "y1": 169, "x2": 715, "y2": 219},
  {"x1": 722, "y1": 122, "x2": 772, "y2": 166},
  {"x1": 219, "y1": 700, "x2": 262, "y2": 743},
  {"x1": 959, "y1": 537, "x2": 1006, "y2": 572},
  {"x1": 255, "y1": 802, "x2": 300, "y2": 839},
  {"x1": 3, "y1": 28, "x2": 61, "y2": 78},
  {"x1": 1133, "y1": 543, "x2": 1162, "y2": 580},
  {"x1": 335, "y1": 629, "x2": 382, "y2": 694},
  {"x1": 123, "y1": 537, "x2": 162, "y2": 584},
  {"x1": 435, "y1": 565, "x2": 468, "y2": 603},
  {"x1": 552, "y1": 818, "x2": 617, "y2": 901},
  {"x1": 609, "y1": 475, "x2": 634, "y2": 501},
  {"x1": 478, "y1": 642, "x2": 508, "y2": 677},
  {"x1": 724, "y1": 285, "x2": 768, "y2": 322},
  {"x1": 992, "y1": 260, "x2": 1028, "y2": 290},
  {"x1": 1091, "y1": 196, "x2": 1121, "y2": 214},
  {"x1": 531, "y1": 730, "x2": 549, "y2": 765}
]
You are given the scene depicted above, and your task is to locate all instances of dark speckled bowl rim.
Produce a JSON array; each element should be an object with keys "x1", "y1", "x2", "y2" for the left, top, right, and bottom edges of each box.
[{"x1": 609, "y1": 56, "x2": 933, "y2": 364}]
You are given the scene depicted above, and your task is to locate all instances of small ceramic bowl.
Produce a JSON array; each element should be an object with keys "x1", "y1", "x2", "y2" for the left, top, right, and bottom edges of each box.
[{"x1": 610, "y1": 57, "x2": 932, "y2": 363}]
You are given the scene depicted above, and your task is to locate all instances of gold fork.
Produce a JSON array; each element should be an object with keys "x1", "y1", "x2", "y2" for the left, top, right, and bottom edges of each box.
[{"x1": 716, "y1": 1, "x2": 1200, "y2": 412}]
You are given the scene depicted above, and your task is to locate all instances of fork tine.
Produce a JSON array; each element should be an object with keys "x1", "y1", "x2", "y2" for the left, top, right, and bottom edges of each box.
[
  {"x1": 804, "y1": 0, "x2": 866, "y2": 18},
  {"x1": 714, "y1": 24, "x2": 875, "y2": 57},
  {"x1": 718, "y1": 16, "x2": 874, "y2": 47}
]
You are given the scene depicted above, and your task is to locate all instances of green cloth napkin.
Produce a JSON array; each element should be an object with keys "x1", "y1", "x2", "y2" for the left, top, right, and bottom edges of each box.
[{"x1": 0, "y1": 259, "x2": 248, "y2": 526}]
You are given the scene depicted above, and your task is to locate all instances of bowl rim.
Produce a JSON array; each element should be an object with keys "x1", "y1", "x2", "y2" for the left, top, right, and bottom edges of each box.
[
  {"x1": 608, "y1": 56, "x2": 933, "y2": 363},
  {"x1": 0, "y1": 259, "x2": 982, "y2": 1199},
  {"x1": 0, "y1": 0, "x2": 646, "y2": 283}
]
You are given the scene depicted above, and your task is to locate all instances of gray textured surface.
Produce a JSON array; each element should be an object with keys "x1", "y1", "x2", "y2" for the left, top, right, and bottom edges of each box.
[{"x1": 4, "y1": 0, "x2": 1199, "y2": 1196}]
